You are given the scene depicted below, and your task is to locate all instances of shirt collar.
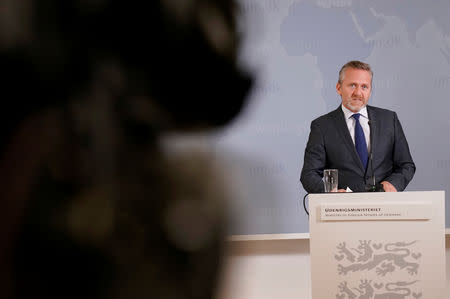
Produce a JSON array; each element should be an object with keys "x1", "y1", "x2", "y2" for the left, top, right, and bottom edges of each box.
[{"x1": 341, "y1": 104, "x2": 368, "y2": 120}]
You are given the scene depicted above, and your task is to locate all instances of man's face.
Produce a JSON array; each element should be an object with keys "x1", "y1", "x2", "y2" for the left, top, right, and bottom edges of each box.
[{"x1": 336, "y1": 68, "x2": 372, "y2": 112}]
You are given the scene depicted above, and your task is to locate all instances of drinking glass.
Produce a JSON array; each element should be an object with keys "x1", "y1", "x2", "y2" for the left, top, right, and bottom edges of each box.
[{"x1": 323, "y1": 169, "x2": 338, "y2": 192}]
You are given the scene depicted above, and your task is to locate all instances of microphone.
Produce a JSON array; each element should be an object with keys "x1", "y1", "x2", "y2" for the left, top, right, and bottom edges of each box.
[{"x1": 366, "y1": 120, "x2": 384, "y2": 192}]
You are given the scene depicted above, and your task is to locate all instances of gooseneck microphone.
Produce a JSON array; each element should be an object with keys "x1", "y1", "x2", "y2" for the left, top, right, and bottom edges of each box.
[{"x1": 366, "y1": 120, "x2": 384, "y2": 192}]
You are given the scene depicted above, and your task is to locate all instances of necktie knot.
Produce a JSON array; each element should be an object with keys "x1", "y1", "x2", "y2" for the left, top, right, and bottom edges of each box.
[{"x1": 352, "y1": 113, "x2": 361, "y2": 121}]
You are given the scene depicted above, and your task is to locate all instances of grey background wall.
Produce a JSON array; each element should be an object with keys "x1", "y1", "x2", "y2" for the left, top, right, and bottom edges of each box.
[{"x1": 212, "y1": 0, "x2": 450, "y2": 235}]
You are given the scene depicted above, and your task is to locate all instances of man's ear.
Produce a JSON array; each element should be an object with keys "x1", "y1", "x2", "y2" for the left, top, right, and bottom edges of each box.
[{"x1": 336, "y1": 82, "x2": 342, "y2": 95}]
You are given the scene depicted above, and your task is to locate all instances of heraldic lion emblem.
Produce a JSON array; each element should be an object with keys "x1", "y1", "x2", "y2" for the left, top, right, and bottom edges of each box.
[
  {"x1": 335, "y1": 240, "x2": 420, "y2": 276},
  {"x1": 337, "y1": 279, "x2": 421, "y2": 299}
]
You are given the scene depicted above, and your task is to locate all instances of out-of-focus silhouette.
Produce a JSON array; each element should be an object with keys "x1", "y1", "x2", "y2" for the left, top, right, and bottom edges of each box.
[{"x1": 1, "y1": 0, "x2": 252, "y2": 298}]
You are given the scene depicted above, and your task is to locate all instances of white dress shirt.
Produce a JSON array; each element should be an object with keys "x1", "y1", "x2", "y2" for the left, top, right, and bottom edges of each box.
[{"x1": 341, "y1": 104, "x2": 371, "y2": 153}]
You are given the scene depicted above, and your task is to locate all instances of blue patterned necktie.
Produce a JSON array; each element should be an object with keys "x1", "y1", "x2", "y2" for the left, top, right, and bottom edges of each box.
[{"x1": 352, "y1": 113, "x2": 368, "y2": 169}]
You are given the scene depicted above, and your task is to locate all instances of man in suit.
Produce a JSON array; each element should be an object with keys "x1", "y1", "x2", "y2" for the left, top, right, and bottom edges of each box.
[{"x1": 300, "y1": 61, "x2": 415, "y2": 193}]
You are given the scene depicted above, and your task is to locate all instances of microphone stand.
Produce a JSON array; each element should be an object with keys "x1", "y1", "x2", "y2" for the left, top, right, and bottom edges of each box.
[{"x1": 365, "y1": 120, "x2": 384, "y2": 192}]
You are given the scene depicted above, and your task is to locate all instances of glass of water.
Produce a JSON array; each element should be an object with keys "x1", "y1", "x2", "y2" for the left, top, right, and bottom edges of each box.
[{"x1": 323, "y1": 169, "x2": 338, "y2": 192}]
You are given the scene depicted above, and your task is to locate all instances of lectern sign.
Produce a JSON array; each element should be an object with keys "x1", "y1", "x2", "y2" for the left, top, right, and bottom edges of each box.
[
  {"x1": 320, "y1": 202, "x2": 432, "y2": 221},
  {"x1": 309, "y1": 191, "x2": 446, "y2": 299}
]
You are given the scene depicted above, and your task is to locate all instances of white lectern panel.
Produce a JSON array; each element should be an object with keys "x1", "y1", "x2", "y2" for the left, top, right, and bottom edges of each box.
[{"x1": 309, "y1": 191, "x2": 445, "y2": 299}]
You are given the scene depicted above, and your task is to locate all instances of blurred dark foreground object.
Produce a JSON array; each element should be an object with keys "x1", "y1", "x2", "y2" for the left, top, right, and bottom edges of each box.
[{"x1": 0, "y1": 0, "x2": 252, "y2": 298}]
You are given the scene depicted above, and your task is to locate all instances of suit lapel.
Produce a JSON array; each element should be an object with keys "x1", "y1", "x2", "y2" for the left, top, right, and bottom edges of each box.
[{"x1": 332, "y1": 106, "x2": 365, "y2": 174}]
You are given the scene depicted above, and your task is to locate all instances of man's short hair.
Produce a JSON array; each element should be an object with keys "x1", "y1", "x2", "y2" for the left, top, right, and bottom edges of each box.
[{"x1": 338, "y1": 60, "x2": 373, "y2": 84}]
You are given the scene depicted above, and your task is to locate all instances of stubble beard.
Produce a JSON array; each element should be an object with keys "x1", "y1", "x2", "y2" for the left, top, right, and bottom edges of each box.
[{"x1": 344, "y1": 98, "x2": 366, "y2": 113}]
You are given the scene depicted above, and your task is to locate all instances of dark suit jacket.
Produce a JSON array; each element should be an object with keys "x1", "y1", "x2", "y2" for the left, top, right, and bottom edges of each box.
[{"x1": 300, "y1": 105, "x2": 415, "y2": 193}]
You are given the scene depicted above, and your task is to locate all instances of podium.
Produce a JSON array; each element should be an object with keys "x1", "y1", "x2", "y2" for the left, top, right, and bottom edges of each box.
[{"x1": 309, "y1": 191, "x2": 446, "y2": 299}]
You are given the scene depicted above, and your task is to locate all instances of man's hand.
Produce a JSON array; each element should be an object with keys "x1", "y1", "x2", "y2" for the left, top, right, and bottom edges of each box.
[
  {"x1": 381, "y1": 181, "x2": 397, "y2": 192},
  {"x1": 329, "y1": 189, "x2": 346, "y2": 192}
]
